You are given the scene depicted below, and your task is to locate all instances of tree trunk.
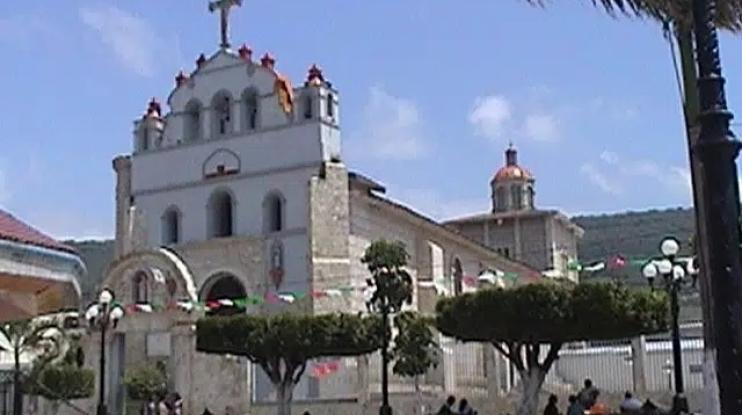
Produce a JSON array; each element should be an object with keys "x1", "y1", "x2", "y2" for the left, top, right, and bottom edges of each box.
[
  {"x1": 515, "y1": 369, "x2": 546, "y2": 415},
  {"x1": 13, "y1": 347, "x2": 22, "y2": 415},
  {"x1": 275, "y1": 381, "x2": 294, "y2": 415},
  {"x1": 414, "y1": 376, "x2": 423, "y2": 415}
]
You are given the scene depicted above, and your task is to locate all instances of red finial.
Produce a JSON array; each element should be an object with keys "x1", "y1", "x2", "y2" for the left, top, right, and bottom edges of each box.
[
  {"x1": 196, "y1": 53, "x2": 207, "y2": 69},
  {"x1": 306, "y1": 64, "x2": 325, "y2": 87},
  {"x1": 260, "y1": 53, "x2": 275, "y2": 69},
  {"x1": 175, "y1": 71, "x2": 188, "y2": 87},
  {"x1": 238, "y1": 44, "x2": 253, "y2": 61}
]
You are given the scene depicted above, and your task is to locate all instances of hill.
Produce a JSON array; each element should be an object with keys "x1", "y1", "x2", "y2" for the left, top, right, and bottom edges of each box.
[
  {"x1": 65, "y1": 239, "x2": 115, "y2": 304},
  {"x1": 572, "y1": 207, "x2": 696, "y2": 262}
]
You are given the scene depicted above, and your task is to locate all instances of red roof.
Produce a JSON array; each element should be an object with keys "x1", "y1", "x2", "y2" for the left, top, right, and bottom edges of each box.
[
  {"x1": 493, "y1": 165, "x2": 534, "y2": 182},
  {"x1": 0, "y1": 209, "x2": 76, "y2": 254}
]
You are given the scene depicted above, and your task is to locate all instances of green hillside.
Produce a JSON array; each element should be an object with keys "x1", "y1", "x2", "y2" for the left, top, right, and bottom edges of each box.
[{"x1": 65, "y1": 239, "x2": 114, "y2": 304}]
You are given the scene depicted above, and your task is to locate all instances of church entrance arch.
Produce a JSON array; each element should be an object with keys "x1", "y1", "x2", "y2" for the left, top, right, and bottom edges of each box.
[{"x1": 200, "y1": 273, "x2": 246, "y2": 316}]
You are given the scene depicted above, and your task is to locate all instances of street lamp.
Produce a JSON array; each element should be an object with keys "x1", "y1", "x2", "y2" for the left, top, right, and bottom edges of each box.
[
  {"x1": 85, "y1": 289, "x2": 125, "y2": 415},
  {"x1": 641, "y1": 237, "x2": 695, "y2": 415}
]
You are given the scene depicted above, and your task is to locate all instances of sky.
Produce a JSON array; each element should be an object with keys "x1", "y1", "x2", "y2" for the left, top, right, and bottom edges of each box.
[{"x1": 1, "y1": 0, "x2": 742, "y2": 239}]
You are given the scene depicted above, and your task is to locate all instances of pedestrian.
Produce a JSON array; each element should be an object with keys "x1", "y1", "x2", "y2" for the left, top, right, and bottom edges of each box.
[
  {"x1": 566, "y1": 395, "x2": 583, "y2": 415},
  {"x1": 157, "y1": 393, "x2": 169, "y2": 415},
  {"x1": 543, "y1": 394, "x2": 559, "y2": 415},
  {"x1": 171, "y1": 392, "x2": 183, "y2": 415},
  {"x1": 458, "y1": 398, "x2": 476, "y2": 415},
  {"x1": 619, "y1": 392, "x2": 643, "y2": 415},
  {"x1": 141, "y1": 394, "x2": 156, "y2": 415},
  {"x1": 577, "y1": 379, "x2": 599, "y2": 409},
  {"x1": 436, "y1": 396, "x2": 456, "y2": 415}
]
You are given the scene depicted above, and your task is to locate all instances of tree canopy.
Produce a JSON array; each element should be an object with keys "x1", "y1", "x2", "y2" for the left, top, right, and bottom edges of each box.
[
  {"x1": 362, "y1": 240, "x2": 414, "y2": 314},
  {"x1": 196, "y1": 313, "x2": 382, "y2": 415},
  {"x1": 391, "y1": 312, "x2": 439, "y2": 380},
  {"x1": 437, "y1": 281, "x2": 667, "y2": 344},
  {"x1": 436, "y1": 282, "x2": 667, "y2": 415}
]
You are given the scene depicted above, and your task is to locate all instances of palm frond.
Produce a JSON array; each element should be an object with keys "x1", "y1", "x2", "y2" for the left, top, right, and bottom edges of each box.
[{"x1": 524, "y1": 0, "x2": 742, "y2": 32}]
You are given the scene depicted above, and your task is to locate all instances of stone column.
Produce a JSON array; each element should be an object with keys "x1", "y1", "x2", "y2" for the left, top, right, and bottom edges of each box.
[
  {"x1": 113, "y1": 156, "x2": 132, "y2": 259},
  {"x1": 631, "y1": 336, "x2": 648, "y2": 394},
  {"x1": 356, "y1": 355, "x2": 370, "y2": 407}
]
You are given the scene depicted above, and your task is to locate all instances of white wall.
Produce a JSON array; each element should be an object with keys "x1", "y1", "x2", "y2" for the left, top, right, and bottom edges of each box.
[{"x1": 135, "y1": 166, "x2": 317, "y2": 246}]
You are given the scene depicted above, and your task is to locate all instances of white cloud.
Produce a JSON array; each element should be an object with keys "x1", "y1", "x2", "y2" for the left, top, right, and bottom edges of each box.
[
  {"x1": 599, "y1": 150, "x2": 619, "y2": 165},
  {"x1": 581, "y1": 151, "x2": 692, "y2": 199},
  {"x1": 580, "y1": 163, "x2": 622, "y2": 195},
  {"x1": 524, "y1": 113, "x2": 560, "y2": 142},
  {"x1": 469, "y1": 95, "x2": 512, "y2": 141},
  {"x1": 347, "y1": 86, "x2": 428, "y2": 161},
  {"x1": 79, "y1": 5, "x2": 157, "y2": 77}
]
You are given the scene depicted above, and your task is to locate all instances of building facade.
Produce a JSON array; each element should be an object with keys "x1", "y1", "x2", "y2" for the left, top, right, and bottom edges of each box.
[
  {"x1": 445, "y1": 146, "x2": 583, "y2": 282},
  {"x1": 77, "y1": 4, "x2": 542, "y2": 414}
]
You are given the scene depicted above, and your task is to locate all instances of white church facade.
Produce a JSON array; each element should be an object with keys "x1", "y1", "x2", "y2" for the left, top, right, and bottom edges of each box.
[{"x1": 78, "y1": 3, "x2": 543, "y2": 414}]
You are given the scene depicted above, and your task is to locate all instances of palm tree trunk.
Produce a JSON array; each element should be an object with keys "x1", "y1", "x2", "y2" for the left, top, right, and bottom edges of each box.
[
  {"x1": 13, "y1": 347, "x2": 22, "y2": 415},
  {"x1": 674, "y1": 23, "x2": 720, "y2": 415}
]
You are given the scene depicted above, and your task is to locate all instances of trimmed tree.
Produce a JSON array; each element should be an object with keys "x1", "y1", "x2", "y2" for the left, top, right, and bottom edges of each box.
[
  {"x1": 361, "y1": 240, "x2": 414, "y2": 415},
  {"x1": 436, "y1": 282, "x2": 668, "y2": 415},
  {"x1": 196, "y1": 313, "x2": 382, "y2": 415},
  {"x1": 391, "y1": 312, "x2": 439, "y2": 415},
  {"x1": 0, "y1": 319, "x2": 65, "y2": 415},
  {"x1": 123, "y1": 363, "x2": 168, "y2": 402},
  {"x1": 25, "y1": 334, "x2": 93, "y2": 415}
]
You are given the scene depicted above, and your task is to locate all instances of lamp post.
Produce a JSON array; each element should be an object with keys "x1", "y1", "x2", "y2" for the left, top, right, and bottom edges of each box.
[
  {"x1": 642, "y1": 237, "x2": 696, "y2": 415},
  {"x1": 85, "y1": 289, "x2": 125, "y2": 415},
  {"x1": 689, "y1": 0, "x2": 742, "y2": 413}
]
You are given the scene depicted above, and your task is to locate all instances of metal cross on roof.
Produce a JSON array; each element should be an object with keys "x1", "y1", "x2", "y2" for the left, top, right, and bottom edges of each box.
[{"x1": 208, "y1": 0, "x2": 243, "y2": 49}]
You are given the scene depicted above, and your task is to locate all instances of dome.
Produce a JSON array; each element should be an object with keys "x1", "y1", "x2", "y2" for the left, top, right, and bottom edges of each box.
[
  {"x1": 492, "y1": 145, "x2": 533, "y2": 182},
  {"x1": 493, "y1": 165, "x2": 533, "y2": 182}
]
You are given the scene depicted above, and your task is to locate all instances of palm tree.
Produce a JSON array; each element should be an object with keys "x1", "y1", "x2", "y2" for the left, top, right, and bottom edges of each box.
[
  {"x1": 0, "y1": 319, "x2": 65, "y2": 415},
  {"x1": 521, "y1": 2, "x2": 742, "y2": 414}
]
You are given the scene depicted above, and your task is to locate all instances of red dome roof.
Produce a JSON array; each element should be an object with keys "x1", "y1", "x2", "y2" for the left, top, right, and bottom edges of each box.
[
  {"x1": 492, "y1": 145, "x2": 533, "y2": 182},
  {"x1": 493, "y1": 165, "x2": 533, "y2": 181}
]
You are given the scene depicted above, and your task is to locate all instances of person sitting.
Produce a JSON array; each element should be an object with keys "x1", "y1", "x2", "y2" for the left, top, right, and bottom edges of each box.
[
  {"x1": 437, "y1": 396, "x2": 456, "y2": 415},
  {"x1": 458, "y1": 398, "x2": 477, "y2": 415},
  {"x1": 566, "y1": 395, "x2": 583, "y2": 415},
  {"x1": 543, "y1": 394, "x2": 560, "y2": 415},
  {"x1": 620, "y1": 391, "x2": 643, "y2": 415},
  {"x1": 578, "y1": 379, "x2": 599, "y2": 410}
]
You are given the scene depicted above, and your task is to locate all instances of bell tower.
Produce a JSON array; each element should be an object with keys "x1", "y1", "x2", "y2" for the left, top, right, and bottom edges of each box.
[{"x1": 490, "y1": 144, "x2": 535, "y2": 213}]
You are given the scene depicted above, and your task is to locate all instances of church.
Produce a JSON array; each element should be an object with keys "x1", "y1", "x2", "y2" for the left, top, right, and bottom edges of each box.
[{"x1": 80, "y1": 2, "x2": 574, "y2": 414}]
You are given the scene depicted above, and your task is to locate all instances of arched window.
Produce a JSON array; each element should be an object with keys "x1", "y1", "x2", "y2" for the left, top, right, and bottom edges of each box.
[
  {"x1": 303, "y1": 94, "x2": 313, "y2": 120},
  {"x1": 139, "y1": 129, "x2": 149, "y2": 152},
  {"x1": 201, "y1": 273, "x2": 247, "y2": 316},
  {"x1": 161, "y1": 207, "x2": 180, "y2": 244},
  {"x1": 263, "y1": 192, "x2": 284, "y2": 233},
  {"x1": 453, "y1": 258, "x2": 463, "y2": 296},
  {"x1": 326, "y1": 93, "x2": 335, "y2": 118},
  {"x1": 212, "y1": 92, "x2": 233, "y2": 137},
  {"x1": 510, "y1": 186, "x2": 523, "y2": 210},
  {"x1": 166, "y1": 276, "x2": 178, "y2": 298},
  {"x1": 132, "y1": 271, "x2": 149, "y2": 304},
  {"x1": 208, "y1": 189, "x2": 234, "y2": 238},
  {"x1": 185, "y1": 100, "x2": 202, "y2": 142},
  {"x1": 526, "y1": 186, "x2": 535, "y2": 209},
  {"x1": 242, "y1": 89, "x2": 259, "y2": 131},
  {"x1": 495, "y1": 187, "x2": 507, "y2": 212}
]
